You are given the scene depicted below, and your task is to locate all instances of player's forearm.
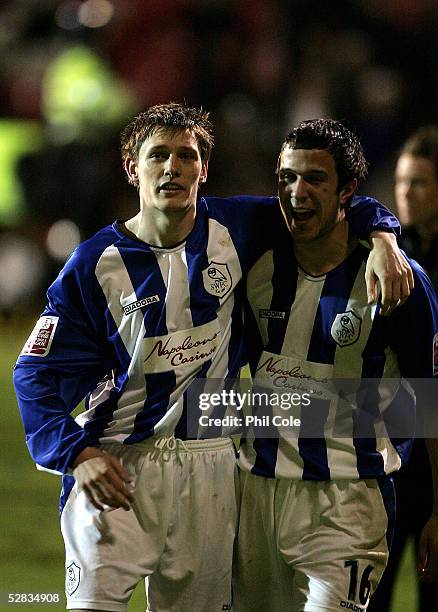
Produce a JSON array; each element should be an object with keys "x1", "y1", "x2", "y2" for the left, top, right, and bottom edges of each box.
[{"x1": 13, "y1": 364, "x2": 96, "y2": 475}]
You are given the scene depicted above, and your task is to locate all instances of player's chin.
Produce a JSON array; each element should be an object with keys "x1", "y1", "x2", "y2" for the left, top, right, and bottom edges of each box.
[
  {"x1": 159, "y1": 196, "x2": 194, "y2": 211},
  {"x1": 289, "y1": 226, "x2": 316, "y2": 242}
]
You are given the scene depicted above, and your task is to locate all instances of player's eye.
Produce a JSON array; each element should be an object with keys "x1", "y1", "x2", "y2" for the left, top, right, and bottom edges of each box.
[
  {"x1": 305, "y1": 173, "x2": 325, "y2": 184},
  {"x1": 149, "y1": 151, "x2": 166, "y2": 159},
  {"x1": 180, "y1": 151, "x2": 197, "y2": 160},
  {"x1": 279, "y1": 171, "x2": 296, "y2": 182}
]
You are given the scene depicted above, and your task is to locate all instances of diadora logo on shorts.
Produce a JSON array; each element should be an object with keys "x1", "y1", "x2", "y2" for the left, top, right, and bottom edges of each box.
[
  {"x1": 66, "y1": 561, "x2": 81, "y2": 596},
  {"x1": 331, "y1": 310, "x2": 362, "y2": 347},
  {"x1": 123, "y1": 294, "x2": 160, "y2": 315},
  {"x1": 202, "y1": 262, "x2": 232, "y2": 298},
  {"x1": 21, "y1": 316, "x2": 59, "y2": 357},
  {"x1": 339, "y1": 601, "x2": 365, "y2": 612}
]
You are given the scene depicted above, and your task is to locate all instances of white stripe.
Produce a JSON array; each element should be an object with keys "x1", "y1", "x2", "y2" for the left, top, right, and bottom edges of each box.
[
  {"x1": 204, "y1": 218, "x2": 242, "y2": 379},
  {"x1": 93, "y1": 245, "x2": 147, "y2": 441},
  {"x1": 247, "y1": 251, "x2": 274, "y2": 347},
  {"x1": 281, "y1": 269, "x2": 324, "y2": 357}
]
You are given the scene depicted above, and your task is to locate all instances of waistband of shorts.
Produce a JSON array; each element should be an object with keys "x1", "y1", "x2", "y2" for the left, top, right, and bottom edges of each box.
[{"x1": 132, "y1": 436, "x2": 234, "y2": 453}]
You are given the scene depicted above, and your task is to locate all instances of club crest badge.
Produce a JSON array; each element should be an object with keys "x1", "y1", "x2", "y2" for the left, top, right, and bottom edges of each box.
[
  {"x1": 331, "y1": 310, "x2": 362, "y2": 347},
  {"x1": 66, "y1": 562, "x2": 81, "y2": 596},
  {"x1": 202, "y1": 262, "x2": 232, "y2": 298}
]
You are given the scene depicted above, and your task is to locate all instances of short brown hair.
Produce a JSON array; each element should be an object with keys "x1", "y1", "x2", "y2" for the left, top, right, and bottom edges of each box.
[
  {"x1": 120, "y1": 102, "x2": 214, "y2": 166},
  {"x1": 400, "y1": 125, "x2": 438, "y2": 181}
]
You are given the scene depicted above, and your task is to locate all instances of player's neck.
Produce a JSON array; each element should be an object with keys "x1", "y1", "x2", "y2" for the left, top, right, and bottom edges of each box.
[
  {"x1": 294, "y1": 220, "x2": 358, "y2": 276},
  {"x1": 126, "y1": 207, "x2": 196, "y2": 248}
]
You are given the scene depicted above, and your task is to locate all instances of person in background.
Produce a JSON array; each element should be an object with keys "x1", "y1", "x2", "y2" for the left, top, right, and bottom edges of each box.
[{"x1": 369, "y1": 126, "x2": 438, "y2": 612}]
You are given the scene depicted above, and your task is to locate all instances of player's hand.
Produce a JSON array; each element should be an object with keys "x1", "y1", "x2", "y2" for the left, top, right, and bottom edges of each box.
[
  {"x1": 365, "y1": 232, "x2": 414, "y2": 316},
  {"x1": 72, "y1": 447, "x2": 134, "y2": 511}
]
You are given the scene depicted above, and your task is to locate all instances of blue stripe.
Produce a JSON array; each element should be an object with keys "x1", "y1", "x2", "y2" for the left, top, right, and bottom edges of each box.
[
  {"x1": 119, "y1": 244, "x2": 177, "y2": 443},
  {"x1": 298, "y1": 398, "x2": 331, "y2": 480},
  {"x1": 251, "y1": 438, "x2": 279, "y2": 478},
  {"x1": 352, "y1": 380, "x2": 385, "y2": 478},
  {"x1": 355, "y1": 309, "x2": 387, "y2": 476},
  {"x1": 267, "y1": 247, "x2": 298, "y2": 355},
  {"x1": 250, "y1": 379, "x2": 280, "y2": 477},
  {"x1": 307, "y1": 249, "x2": 364, "y2": 363},
  {"x1": 353, "y1": 307, "x2": 388, "y2": 477},
  {"x1": 299, "y1": 251, "x2": 364, "y2": 479},
  {"x1": 175, "y1": 361, "x2": 212, "y2": 440},
  {"x1": 125, "y1": 370, "x2": 177, "y2": 443},
  {"x1": 186, "y1": 204, "x2": 221, "y2": 327},
  {"x1": 245, "y1": 294, "x2": 265, "y2": 373},
  {"x1": 118, "y1": 245, "x2": 168, "y2": 337},
  {"x1": 83, "y1": 254, "x2": 134, "y2": 441}
]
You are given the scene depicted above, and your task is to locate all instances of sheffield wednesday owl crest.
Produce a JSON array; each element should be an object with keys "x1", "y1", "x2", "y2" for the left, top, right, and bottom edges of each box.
[{"x1": 331, "y1": 310, "x2": 362, "y2": 347}]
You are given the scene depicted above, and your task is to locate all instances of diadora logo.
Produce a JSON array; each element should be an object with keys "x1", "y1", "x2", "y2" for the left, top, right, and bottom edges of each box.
[
  {"x1": 66, "y1": 561, "x2": 81, "y2": 595},
  {"x1": 202, "y1": 262, "x2": 232, "y2": 298},
  {"x1": 339, "y1": 601, "x2": 365, "y2": 612},
  {"x1": 331, "y1": 311, "x2": 362, "y2": 347},
  {"x1": 259, "y1": 309, "x2": 286, "y2": 320},
  {"x1": 123, "y1": 295, "x2": 160, "y2": 315}
]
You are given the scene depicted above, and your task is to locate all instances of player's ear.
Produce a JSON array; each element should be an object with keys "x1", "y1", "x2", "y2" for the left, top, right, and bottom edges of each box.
[
  {"x1": 199, "y1": 161, "x2": 208, "y2": 184},
  {"x1": 124, "y1": 158, "x2": 139, "y2": 186},
  {"x1": 339, "y1": 179, "x2": 357, "y2": 206}
]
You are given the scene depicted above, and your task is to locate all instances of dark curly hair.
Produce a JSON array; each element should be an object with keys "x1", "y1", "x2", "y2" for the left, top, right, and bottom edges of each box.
[
  {"x1": 280, "y1": 118, "x2": 368, "y2": 192},
  {"x1": 121, "y1": 102, "x2": 214, "y2": 167}
]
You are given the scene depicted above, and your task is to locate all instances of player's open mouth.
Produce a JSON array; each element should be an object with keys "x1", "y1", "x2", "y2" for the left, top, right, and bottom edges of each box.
[
  {"x1": 291, "y1": 208, "x2": 315, "y2": 221},
  {"x1": 159, "y1": 182, "x2": 184, "y2": 192}
]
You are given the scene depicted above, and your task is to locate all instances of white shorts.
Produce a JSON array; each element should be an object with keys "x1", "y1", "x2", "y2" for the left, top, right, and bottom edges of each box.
[
  {"x1": 234, "y1": 471, "x2": 395, "y2": 612},
  {"x1": 61, "y1": 437, "x2": 238, "y2": 612}
]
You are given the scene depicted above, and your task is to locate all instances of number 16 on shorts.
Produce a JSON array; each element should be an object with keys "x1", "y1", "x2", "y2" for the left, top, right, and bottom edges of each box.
[{"x1": 342, "y1": 560, "x2": 375, "y2": 611}]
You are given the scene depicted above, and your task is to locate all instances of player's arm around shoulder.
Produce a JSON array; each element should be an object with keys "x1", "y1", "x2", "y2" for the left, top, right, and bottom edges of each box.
[{"x1": 347, "y1": 194, "x2": 414, "y2": 315}]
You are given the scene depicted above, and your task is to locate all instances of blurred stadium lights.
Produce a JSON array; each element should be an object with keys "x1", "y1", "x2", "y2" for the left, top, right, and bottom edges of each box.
[
  {"x1": 78, "y1": 0, "x2": 114, "y2": 29},
  {"x1": 41, "y1": 44, "x2": 137, "y2": 143},
  {"x1": 0, "y1": 120, "x2": 44, "y2": 227},
  {"x1": 46, "y1": 218, "x2": 81, "y2": 262},
  {"x1": 56, "y1": 0, "x2": 114, "y2": 31}
]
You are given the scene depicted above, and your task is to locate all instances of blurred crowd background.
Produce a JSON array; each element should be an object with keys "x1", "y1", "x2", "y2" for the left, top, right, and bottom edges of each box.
[{"x1": 0, "y1": 0, "x2": 437, "y2": 317}]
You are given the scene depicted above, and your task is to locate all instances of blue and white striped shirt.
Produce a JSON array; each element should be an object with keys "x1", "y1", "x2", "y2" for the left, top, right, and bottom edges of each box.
[
  {"x1": 14, "y1": 195, "x2": 401, "y2": 477},
  {"x1": 239, "y1": 243, "x2": 438, "y2": 480}
]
